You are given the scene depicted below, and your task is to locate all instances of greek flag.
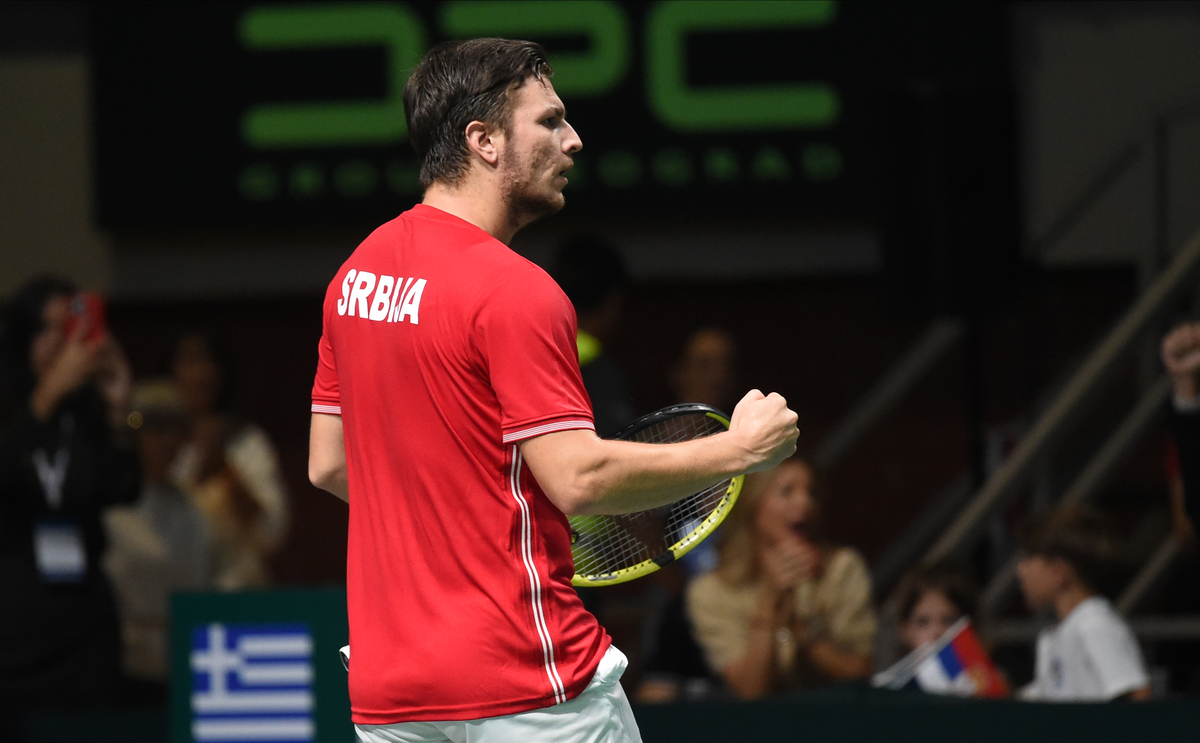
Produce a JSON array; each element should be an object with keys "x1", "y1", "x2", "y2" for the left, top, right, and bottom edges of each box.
[{"x1": 191, "y1": 623, "x2": 314, "y2": 742}]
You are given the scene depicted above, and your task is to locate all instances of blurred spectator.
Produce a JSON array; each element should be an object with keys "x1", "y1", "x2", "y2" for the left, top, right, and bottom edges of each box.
[
  {"x1": 1015, "y1": 506, "x2": 1151, "y2": 701},
  {"x1": 671, "y1": 327, "x2": 739, "y2": 416},
  {"x1": 1157, "y1": 323, "x2": 1200, "y2": 693},
  {"x1": 1164, "y1": 442, "x2": 1195, "y2": 545},
  {"x1": 550, "y1": 236, "x2": 635, "y2": 626},
  {"x1": 169, "y1": 330, "x2": 289, "y2": 589},
  {"x1": 1162, "y1": 321, "x2": 1200, "y2": 530},
  {"x1": 635, "y1": 327, "x2": 744, "y2": 702},
  {"x1": 0, "y1": 277, "x2": 140, "y2": 707},
  {"x1": 672, "y1": 327, "x2": 740, "y2": 579},
  {"x1": 104, "y1": 379, "x2": 212, "y2": 694},
  {"x1": 686, "y1": 458, "x2": 876, "y2": 699},
  {"x1": 894, "y1": 561, "x2": 979, "y2": 656},
  {"x1": 550, "y1": 235, "x2": 635, "y2": 437}
]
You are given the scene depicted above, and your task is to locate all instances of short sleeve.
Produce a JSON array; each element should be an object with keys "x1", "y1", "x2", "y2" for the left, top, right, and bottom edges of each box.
[
  {"x1": 311, "y1": 314, "x2": 340, "y2": 415},
  {"x1": 1023, "y1": 631, "x2": 1055, "y2": 700},
  {"x1": 686, "y1": 574, "x2": 750, "y2": 673},
  {"x1": 474, "y1": 270, "x2": 594, "y2": 443},
  {"x1": 1079, "y1": 610, "x2": 1149, "y2": 699},
  {"x1": 818, "y1": 549, "x2": 878, "y2": 657}
]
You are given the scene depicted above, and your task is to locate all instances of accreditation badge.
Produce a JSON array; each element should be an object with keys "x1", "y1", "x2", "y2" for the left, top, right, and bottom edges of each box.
[{"x1": 34, "y1": 518, "x2": 87, "y2": 582}]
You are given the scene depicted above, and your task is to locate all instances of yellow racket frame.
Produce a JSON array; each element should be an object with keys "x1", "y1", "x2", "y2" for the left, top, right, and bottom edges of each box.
[{"x1": 569, "y1": 411, "x2": 745, "y2": 587}]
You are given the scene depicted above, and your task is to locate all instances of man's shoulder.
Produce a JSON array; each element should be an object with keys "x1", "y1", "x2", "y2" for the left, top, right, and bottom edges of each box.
[
  {"x1": 361, "y1": 204, "x2": 494, "y2": 253},
  {"x1": 825, "y1": 546, "x2": 868, "y2": 574},
  {"x1": 1050, "y1": 596, "x2": 1133, "y2": 649},
  {"x1": 1070, "y1": 596, "x2": 1131, "y2": 634},
  {"x1": 819, "y1": 546, "x2": 871, "y2": 590},
  {"x1": 322, "y1": 207, "x2": 553, "y2": 308},
  {"x1": 469, "y1": 253, "x2": 567, "y2": 316}
]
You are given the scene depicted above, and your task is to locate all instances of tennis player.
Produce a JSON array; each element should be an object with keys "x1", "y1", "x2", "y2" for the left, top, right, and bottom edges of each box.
[{"x1": 308, "y1": 38, "x2": 799, "y2": 743}]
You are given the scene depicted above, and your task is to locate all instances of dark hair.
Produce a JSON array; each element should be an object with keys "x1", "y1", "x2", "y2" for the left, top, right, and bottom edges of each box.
[
  {"x1": 172, "y1": 328, "x2": 238, "y2": 413},
  {"x1": 404, "y1": 38, "x2": 552, "y2": 189},
  {"x1": 550, "y1": 236, "x2": 629, "y2": 315},
  {"x1": 1020, "y1": 506, "x2": 1118, "y2": 592},
  {"x1": 0, "y1": 275, "x2": 77, "y2": 412},
  {"x1": 895, "y1": 561, "x2": 980, "y2": 624}
]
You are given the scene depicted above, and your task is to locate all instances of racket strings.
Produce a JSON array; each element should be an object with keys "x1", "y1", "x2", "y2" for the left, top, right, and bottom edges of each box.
[{"x1": 570, "y1": 413, "x2": 734, "y2": 580}]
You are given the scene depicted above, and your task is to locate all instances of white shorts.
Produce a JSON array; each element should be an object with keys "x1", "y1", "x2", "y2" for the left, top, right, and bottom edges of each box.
[{"x1": 355, "y1": 645, "x2": 642, "y2": 743}]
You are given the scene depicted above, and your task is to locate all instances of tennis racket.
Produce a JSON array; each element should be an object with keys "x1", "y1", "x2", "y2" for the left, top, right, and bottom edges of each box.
[{"x1": 569, "y1": 403, "x2": 744, "y2": 587}]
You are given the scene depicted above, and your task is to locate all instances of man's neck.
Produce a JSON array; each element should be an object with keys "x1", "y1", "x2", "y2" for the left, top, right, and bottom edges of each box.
[
  {"x1": 1053, "y1": 583, "x2": 1094, "y2": 622},
  {"x1": 422, "y1": 180, "x2": 519, "y2": 245}
]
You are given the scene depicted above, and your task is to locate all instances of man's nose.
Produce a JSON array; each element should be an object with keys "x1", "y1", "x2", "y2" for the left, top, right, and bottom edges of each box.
[{"x1": 563, "y1": 121, "x2": 582, "y2": 154}]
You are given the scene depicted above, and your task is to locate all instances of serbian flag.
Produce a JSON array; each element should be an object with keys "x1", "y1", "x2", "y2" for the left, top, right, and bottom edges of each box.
[{"x1": 874, "y1": 618, "x2": 1008, "y2": 698}]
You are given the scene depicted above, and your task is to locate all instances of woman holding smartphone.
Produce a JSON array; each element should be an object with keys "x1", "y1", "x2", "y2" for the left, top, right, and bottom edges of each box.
[{"x1": 0, "y1": 276, "x2": 139, "y2": 708}]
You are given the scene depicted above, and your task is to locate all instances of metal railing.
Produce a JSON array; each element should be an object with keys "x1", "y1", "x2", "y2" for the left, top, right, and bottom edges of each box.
[
  {"x1": 986, "y1": 615, "x2": 1200, "y2": 647},
  {"x1": 827, "y1": 105, "x2": 1200, "y2": 609},
  {"x1": 1027, "y1": 142, "x2": 1143, "y2": 261},
  {"x1": 977, "y1": 376, "x2": 1174, "y2": 613},
  {"x1": 924, "y1": 228, "x2": 1200, "y2": 569}
]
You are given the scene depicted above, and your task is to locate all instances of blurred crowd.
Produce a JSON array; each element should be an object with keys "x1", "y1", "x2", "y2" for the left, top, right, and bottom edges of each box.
[
  {"x1": 3, "y1": 242, "x2": 1200, "y2": 710},
  {"x1": 550, "y1": 237, "x2": 1198, "y2": 705},
  {"x1": 0, "y1": 277, "x2": 289, "y2": 708}
]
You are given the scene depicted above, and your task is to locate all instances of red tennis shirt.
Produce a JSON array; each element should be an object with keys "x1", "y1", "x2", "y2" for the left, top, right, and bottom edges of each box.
[{"x1": 311, "y1": 204, "x2": 610, "y2": 724}]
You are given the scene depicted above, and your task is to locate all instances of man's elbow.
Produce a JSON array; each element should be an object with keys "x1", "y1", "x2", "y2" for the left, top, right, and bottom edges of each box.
[
  {"x1": 547, "y1": 484, "x2": 598, "y2": 516},
  {"x1": 519, "y1": 431, "x2": 614, "y2": 515},
  {"x1": 544, "y1": 473, "x2": 610, "y2": 516},
  {"x1": 308, "y1": 457, "x2": 342, "y2": 493}
]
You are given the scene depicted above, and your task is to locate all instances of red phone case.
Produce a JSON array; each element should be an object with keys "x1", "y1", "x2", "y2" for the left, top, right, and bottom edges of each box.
[{"x1": 64, "y1": 292, "x2": 108, "y2": 342}]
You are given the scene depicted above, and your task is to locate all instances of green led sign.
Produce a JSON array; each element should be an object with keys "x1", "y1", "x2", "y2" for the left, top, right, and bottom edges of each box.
[
  {"x1": 92, "y1": 1, "x2": 1011, "y2": 230},
  {"x1": 238, "y1": 0, "x2": 838, "y2": 147},
  {"x1": 442, "y1": 1, "x2": 631, "y2": 97},
  {"x1": 230, "y1": 1, "x2": 846, "y2": 204},
  {"x1": 646, "y1": 0, "x2": 840, "y2": 132},
  {"x1": 240, "y1": 3, "x2": 427, "y2": 147}
]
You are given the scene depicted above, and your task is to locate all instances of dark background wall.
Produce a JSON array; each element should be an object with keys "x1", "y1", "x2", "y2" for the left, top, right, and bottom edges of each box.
[{"x1": 2, "y1": 1, "x2": 1196, "y2": 589}]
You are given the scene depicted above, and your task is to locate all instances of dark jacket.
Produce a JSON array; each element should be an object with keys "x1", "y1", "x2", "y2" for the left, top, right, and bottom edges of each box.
[
  {"x1": 0, "y1": 389, "x2": 140, "y2": 707},
  {"x1": 1172, "y1": 407, "x2": 1200, "y2": 529}
]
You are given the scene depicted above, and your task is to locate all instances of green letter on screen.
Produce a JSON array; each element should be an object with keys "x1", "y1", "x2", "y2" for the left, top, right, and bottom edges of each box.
[
  {"x1": 646, "y1": 0, "x2": 840, "y2": 132},
  {"x1": 240, "y1": 3, "x2": 427, "y2": 148},
  {"x1": 441, "y1": 1, "x2": 630, "y2": 96}
]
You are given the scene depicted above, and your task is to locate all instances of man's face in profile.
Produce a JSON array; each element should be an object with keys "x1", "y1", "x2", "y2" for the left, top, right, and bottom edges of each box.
[{"x1": 498, "y1": 78, "x2": 583, "y2": 225}]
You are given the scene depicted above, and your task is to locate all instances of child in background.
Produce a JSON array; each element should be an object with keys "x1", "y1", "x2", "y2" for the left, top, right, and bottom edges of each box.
[
  {"x1": 894, "y1": 562, "x2": 979, "y2": 654},
  {"x1": 1016, "y1": 506, "x2": 1151, "y2": 701},
  {"x1": 872, "y1": 562, "x2": 1005, "y2": 697}
]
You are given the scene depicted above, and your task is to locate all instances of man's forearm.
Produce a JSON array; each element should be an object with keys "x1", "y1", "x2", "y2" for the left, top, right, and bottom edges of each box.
[
  {"x1": 520, "y1": 390, "x2": 798, "y2": 515},
  {"x1": 520, "y1": 431, "x2": 752, "y2": 516},
  {"x1": 574, "y1": 434, "x2": 755, "y2": 514}
]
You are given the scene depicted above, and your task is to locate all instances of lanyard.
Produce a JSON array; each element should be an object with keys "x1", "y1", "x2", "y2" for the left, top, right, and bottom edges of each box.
[{"x1": 32, "y1": 414, "x2": 73, "y2": 511}]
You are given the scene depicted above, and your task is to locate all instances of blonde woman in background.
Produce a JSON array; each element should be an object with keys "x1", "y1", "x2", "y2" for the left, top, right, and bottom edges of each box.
[{"x1": 687, "y1": 458, "x2": 876, "y2": 699}]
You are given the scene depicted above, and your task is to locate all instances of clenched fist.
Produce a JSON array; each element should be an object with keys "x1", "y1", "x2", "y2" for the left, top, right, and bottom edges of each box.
[{"x1": 728, "y1": 389, "x2": 800, "y2": 473}]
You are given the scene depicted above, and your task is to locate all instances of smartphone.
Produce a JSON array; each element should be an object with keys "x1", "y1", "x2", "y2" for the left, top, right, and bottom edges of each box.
[{"x1": 64, "y1": 292, "x2": 108, "y2": 343}]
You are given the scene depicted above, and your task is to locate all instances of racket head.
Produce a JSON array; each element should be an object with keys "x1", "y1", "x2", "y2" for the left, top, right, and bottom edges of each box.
[{"x1": 569, "y1": 404, "x2": 744, "y2": 587}]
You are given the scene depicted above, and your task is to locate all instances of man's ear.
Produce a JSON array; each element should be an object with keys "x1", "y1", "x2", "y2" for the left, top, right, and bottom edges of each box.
[{"x1": 465, "y1": 120, "x2": 501, "y2": 167}]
